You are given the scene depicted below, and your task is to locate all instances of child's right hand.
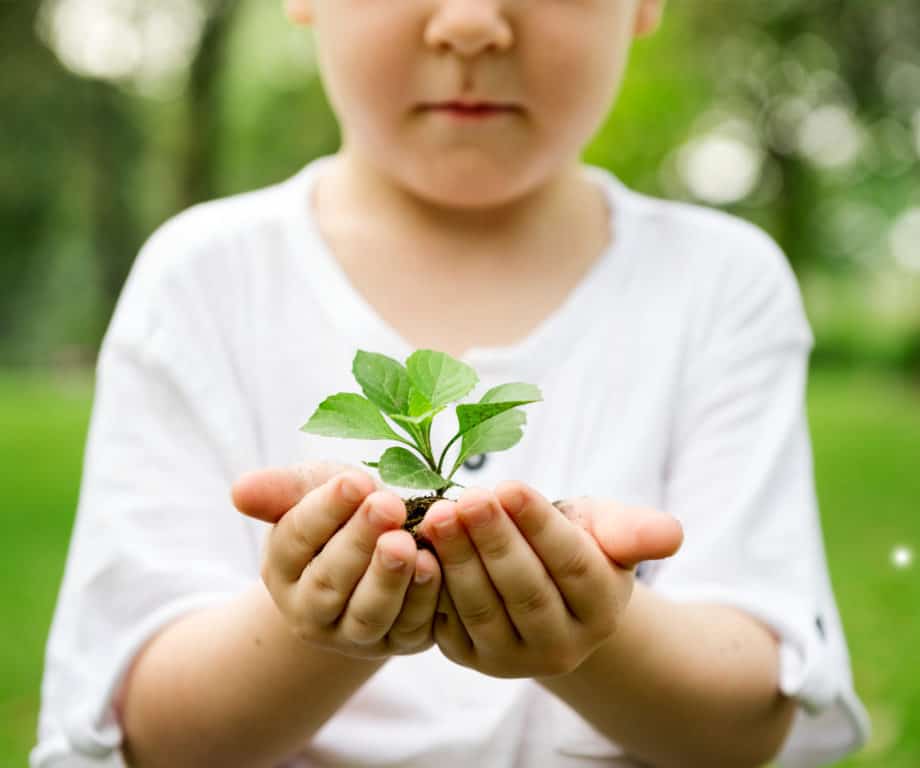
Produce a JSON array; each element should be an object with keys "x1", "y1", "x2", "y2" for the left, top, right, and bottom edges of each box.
[{"x1": 232, "y1": 462, "x2": 442, "y2": 660}]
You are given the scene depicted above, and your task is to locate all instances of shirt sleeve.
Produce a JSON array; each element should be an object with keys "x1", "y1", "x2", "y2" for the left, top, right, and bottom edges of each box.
[
  {"x1": 642, "y1": 226, "x2": 871, "y2": 768},
  {"x1": 30, "y1": 216, "x2": 263, "y2": 767}
]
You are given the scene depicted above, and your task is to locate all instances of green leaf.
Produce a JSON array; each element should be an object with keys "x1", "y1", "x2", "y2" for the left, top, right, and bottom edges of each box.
[
  {"x1": 399, "y1": 386, "x2": 444, "y2": 446},
  {"x1": 362, "y1": 460, "x2": 380, "y2": 468},
  {"x1": 390, "y1": 386, "x2": 447, "y2": 426},
  {"x1": 378, "y1": 447, "x2": 451, "y2": 490},
  {"x1": 405, "y1": 349, "x2": 478, "y2": 409},
  {"x1": 455, "y1": 382, "x2": 542, "y2": 435},
  {"x1": 300, "y1": 393, "x2": 404, "y2": 440},
  {"x1": 352, "y1": 350, "x2": 411, "y2": 415},
  {"x1": 390, "y1": 404, "x2": 447, "y2": 428},
  {"x1": 479, "y1": 382, "x2": 543, "y2": 405},
  {"x1": 455, "y1": 408, "x2": 528, "y2": 469},
  {"x1": 407, "y1": 386, "x2": 433, "y2": 417}
]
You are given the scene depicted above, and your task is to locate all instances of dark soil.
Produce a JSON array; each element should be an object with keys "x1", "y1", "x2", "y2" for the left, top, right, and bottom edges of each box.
[
  {"x1": 401, "y1": 493, "x2": 572, "y2": 553},
  {"x1": 401, "y1": 492, "x2": 447, "y2": 553}
]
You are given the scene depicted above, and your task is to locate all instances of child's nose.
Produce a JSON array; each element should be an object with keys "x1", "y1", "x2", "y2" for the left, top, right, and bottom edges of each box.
[{"x1": 424, "y1": 0, "x2": 514, "y2": 57}]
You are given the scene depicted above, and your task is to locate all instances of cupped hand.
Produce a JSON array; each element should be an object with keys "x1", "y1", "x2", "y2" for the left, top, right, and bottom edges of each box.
[
  {"x1": 420, "y1": 483, "x2": 683, "y2": 679},
  {"x1": 231, "y1": 461, "x2": 442, "y2": 659},
  {"x1": 551, "y1": 494, "x2": 684, "y2": 570}
]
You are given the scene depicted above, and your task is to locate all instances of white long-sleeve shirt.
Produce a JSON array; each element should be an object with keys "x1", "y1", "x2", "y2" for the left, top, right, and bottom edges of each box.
[{"x1": 31, "y1": 154, "x2": 870, "y2": 767}]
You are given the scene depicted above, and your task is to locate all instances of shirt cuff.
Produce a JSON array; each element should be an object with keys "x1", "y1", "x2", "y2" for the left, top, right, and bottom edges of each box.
[{"x1": 649, "y1": 581, "x2": 870, "y2": 767}]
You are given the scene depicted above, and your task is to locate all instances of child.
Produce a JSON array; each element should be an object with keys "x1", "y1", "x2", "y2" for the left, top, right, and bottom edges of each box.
[{"x1": 32, "y1": 0, "x2": 870, "y2": 766}]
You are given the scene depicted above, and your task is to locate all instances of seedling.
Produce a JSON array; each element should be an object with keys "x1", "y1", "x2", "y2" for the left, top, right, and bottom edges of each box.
[{"x1": 300, "y1": 348, "x2": 543, "y2": 543}]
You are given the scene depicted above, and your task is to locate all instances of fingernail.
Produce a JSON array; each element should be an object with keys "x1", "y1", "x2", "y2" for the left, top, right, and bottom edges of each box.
[
  {"x1": 433, "y1": 513, "x2": 459, "y2": 540},
  {"x1": 461, "y1": 500, "x2": 492, "y2": 528},
  {"x1": 554, "y1": 499, "x2": 583, "y2": 526},
  {"x1": 414, "y1": 568, "x2": 433, "y2": 584},
  {"x1": 368, "y1": 501, "x2": 396, "y2": 528},
  {"x1": 340, "y1": 478, "x2": 364, "y2": 504},
  {"x1": 380, "y1": 550, "x2": 406, "y2": 571},
  {"x1": 503, "y1": 489, "x2": 525, "y2": 516}
]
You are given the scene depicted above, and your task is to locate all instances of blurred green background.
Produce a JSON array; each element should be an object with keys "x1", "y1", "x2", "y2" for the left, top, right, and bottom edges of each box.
[{"x1": 2, "y1": 0, "x2": 919, "y2": 766}]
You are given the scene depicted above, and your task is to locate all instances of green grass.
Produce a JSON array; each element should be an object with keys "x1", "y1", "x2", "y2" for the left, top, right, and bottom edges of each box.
[
  {"x1": 0, "y1": 369, "x2": 94, "y2": 766},
  {"x1": 1, "y1": 366, "x2": 918, "y2": 766},
  {"x1": 805, "y1": 368, "x2": 920, "y2": 767}
]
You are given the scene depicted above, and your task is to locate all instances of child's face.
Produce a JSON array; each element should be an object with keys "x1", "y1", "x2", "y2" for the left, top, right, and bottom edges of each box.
[{"x1": 287, "y1": 0, "x2": 664, "y2": 208}]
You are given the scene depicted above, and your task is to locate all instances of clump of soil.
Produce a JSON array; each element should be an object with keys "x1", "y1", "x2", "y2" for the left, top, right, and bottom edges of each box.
[
  {"x1": 401, "y1": 492, "x2": 572, "y2": 553},
  {"x1": 401, "y1": 492, "x2": 449, "y2": 553}
]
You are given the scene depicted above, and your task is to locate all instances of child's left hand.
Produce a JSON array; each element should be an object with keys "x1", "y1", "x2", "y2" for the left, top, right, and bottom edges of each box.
[{"x1": 420, "y1": 483, "x2": 683, "y2": 679}]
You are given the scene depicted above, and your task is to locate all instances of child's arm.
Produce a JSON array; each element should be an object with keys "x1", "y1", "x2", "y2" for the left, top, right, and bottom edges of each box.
[
  {"x1": 118, "y1": 466, "x2": 441, "y2": 768},
  {"x1": 117, "y1": 580, "x2": 383, "y2": 768},
  {"x1": 422, "y1": 484, "x2": 792, "y2": 768},
  {"x1": 541, "y1": 579, "x2": 797, "y2": 768},
  {"x1": 555, "y1": 494, "x2": 797, "y2": 767},
  {"x1": 541, "y1": 583, "x2": 795, "y2": 768}
]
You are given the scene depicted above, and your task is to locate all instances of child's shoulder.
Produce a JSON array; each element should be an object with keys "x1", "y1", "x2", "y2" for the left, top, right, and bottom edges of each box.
[
  {"x1": 615, "y1": 177, "x2": 791, "y2": 282},
  {"x1": 141, "y1": 178, "x2": 294, "y2": 272},
  {"x1": 598, "y1": 170, "x2": 810, "y2": 343},
  {"x1": 110, "y1": 176, "x2": 298, "y2": 340},
  {"x1": 602, "y1": 172, "x2": 802, "y2": 312}
]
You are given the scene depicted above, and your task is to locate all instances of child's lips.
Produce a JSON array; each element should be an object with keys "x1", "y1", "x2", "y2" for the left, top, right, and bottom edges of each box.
[{"x1": 422, "y1": 101, "x2": 522, "y2": 120}]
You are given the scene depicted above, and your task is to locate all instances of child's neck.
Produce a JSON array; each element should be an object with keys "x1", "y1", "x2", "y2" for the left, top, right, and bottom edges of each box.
[{"x1": 328, "y1": 148, "x2": 599, "y2": 266}]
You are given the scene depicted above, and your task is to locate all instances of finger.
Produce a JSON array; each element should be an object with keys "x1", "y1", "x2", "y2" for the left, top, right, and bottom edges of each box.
[
  {"x1": 589, "y1": 503, "x2": 684, "y2": 567},
  {"x1": 552, "y1": 497, "x2": 590, "y2": 530},
  {"x1": 387, "y1": 549, "x2": 442, "y2": 652},
  {"x1": 266, "y1": 470, "x2": 378, "y2": 584},
  {"x1": 433, "y1": 585, "x2": 474, "y2": 665},
  {"x1": 421, "y1": 500, "x2": 518, "y2": 650},
  {"x1": 495, "y1": 482, "x2": 618, "y2": 623},
  {"x1": 337, "y1": 529, "x2": 417, "y2": 646},
  {"x1": 295, "y1": 490, "x2": 407, "y2": 625},
  {"x1": 232, "y1": 460, "x2": 382, "y2": 524},
  {"x1": 455, "y1": 488, "x2": 567, "y2": 643}
]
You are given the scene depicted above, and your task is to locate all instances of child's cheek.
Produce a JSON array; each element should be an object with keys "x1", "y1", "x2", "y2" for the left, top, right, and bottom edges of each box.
[
  {"x1": 521, "y1": 8, "x2": 632, "y2": 131},
  {"x1": 315, "y1": 6, "x2": 419, "y2": 125}
]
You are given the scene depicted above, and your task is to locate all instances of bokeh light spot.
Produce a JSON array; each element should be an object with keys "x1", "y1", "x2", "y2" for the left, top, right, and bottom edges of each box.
[
  {"x1": 890, "y1": 545, "x2": 914, "y2": 570},
  {"x1": 889, "y1": 208, "x2": 920, "y2": 274},
  {"x1": 37, "y1": 0, "x2": 205, "y2": 92},
  {"x1": 797, "y1": 104, "x2": 865, "y2": 169},
  {"x1": 677, "y1": 128, "x2": 764, "y2": 206}
]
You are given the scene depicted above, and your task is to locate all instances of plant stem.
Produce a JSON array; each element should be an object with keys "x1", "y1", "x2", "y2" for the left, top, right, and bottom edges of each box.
[
  {"x1": 388, "y1": 433, "x2": 439, "y2": 472},
  {"x1": 446, "y1": 455, "x2": 465, "y2": 483},
  {"x1": 436, "y1": 431, "x2": 463, "y2": 476},
  {"x1": 390, "y1": 433, "x2": 426, "y2": 453},
  {"x1": 391, "y1": 416, "x2": 459, "y2": 495},
  {"x1": 386, "y1": 418, "x2": 439, "y2": 470},
  {"x1": 420, "y1": 422, "x2": 434, "y2": 464},
  {"x1": 413, "y1": 425, "x2": 440, "y2": 471}
]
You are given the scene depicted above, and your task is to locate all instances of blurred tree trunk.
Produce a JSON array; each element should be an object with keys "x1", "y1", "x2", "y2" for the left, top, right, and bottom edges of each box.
[
  {"x1": 85, "y1": 0, "x2": 241, "y2": 354},
  {"x1": 87, "y1": 80, "x2": 143, "y2": 325},
  {"x1": 182, "y1": 0, "x2": 241, "y2": 207},
  {"x1": 90, "y1": 0, "x2": 241, "y2": 340},
  {"x1": 769, "y1": 153, "x2": 822, "y2": 276},
  {"x1": 0, "y1": 1, "x2": 70, "y2": 359}
]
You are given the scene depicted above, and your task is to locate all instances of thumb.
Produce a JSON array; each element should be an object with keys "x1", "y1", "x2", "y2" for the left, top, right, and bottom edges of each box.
[
  {"x1": 560, "y1": 498, "x2": 683, "y2": 570},
  {"x1": 230, "y1": 460, "x2": 380, "y2": 524}
]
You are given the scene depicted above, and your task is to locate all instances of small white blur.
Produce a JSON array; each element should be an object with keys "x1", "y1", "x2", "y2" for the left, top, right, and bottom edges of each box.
[{"x1": 889, "y1": 545, "x2": 914, "y2": 570}]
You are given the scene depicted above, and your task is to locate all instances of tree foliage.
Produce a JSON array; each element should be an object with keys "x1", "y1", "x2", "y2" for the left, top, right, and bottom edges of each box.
[{"x1": 2, "y1": 0, "x2": 918, "y2": 367}]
